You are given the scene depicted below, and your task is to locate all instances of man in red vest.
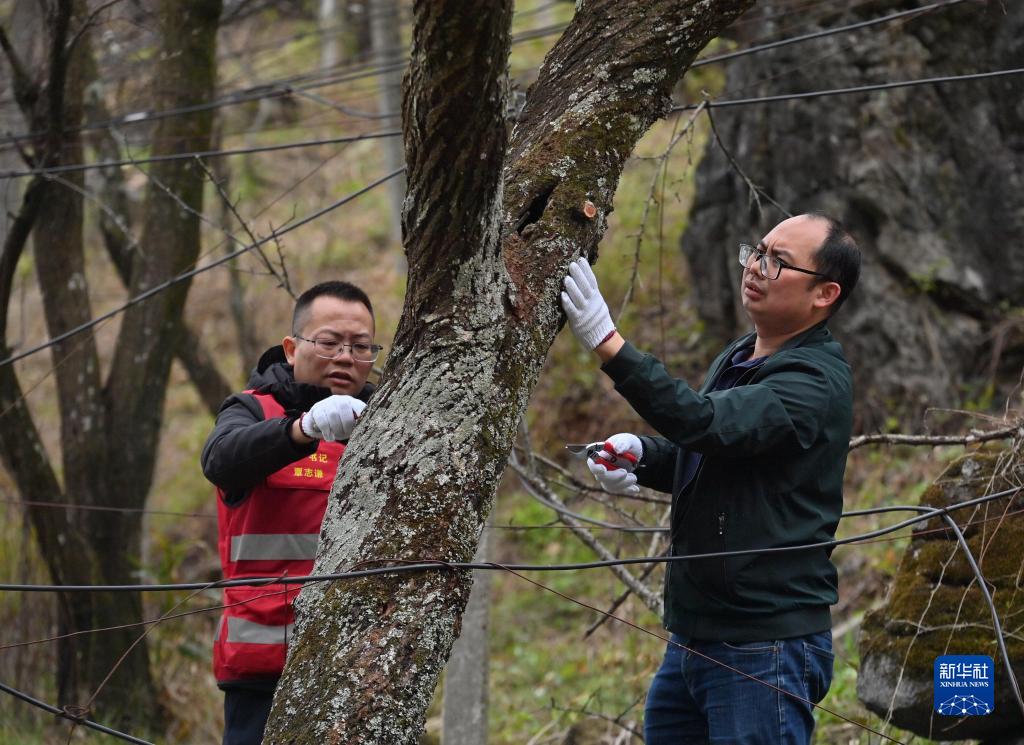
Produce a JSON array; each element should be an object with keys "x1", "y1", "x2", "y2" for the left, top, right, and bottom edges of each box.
[{"x1": 201, "y1": 280, "x2": 381, "y2": 745}]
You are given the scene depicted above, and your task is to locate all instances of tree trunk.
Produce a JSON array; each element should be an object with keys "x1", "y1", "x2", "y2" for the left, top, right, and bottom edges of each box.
[
  {"x1": 320, "y1": 0, "x2": 342, "y2": 70},
  {"x1": 442, "y1": 530, "x2": 491, "y2": 745},
  {"x1": 0, "y1": 0, "x2": 221, "y2": 732},
  {"x1": 679, "y1": 0, "x2": 1024, "y2": 428},
  {"x1": 266, "y1": 1, "x2": 752, "y2": 742},
  {"x1": 15, "y1": 0, "x2": 124, "y2": 718},
  {"x1": 370, "y1": 0, "x2": 407, "y2": 249},
  {"x1": 86, "y1": 79, "x2": 232, "y2": 417}
]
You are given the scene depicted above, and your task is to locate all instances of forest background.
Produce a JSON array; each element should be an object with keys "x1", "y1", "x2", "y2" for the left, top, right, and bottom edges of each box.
[{"x1": 1, "y1": 0, "x2": 1022, "y2": 743}]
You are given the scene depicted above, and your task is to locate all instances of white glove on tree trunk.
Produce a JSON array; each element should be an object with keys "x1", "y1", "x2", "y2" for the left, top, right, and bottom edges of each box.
[
  {"x1": 561, "y1": 257, "x2": 615, "y2": 350},
  {"x1": 301, "y1": 395, "x2": 367, "y2": 442}
]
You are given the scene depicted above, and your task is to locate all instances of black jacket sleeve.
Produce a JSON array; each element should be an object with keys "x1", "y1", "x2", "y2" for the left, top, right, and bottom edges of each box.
[
  {"x1": 201, "y1": 393, "x2": 318, "y2": 503},
  {"x1": 635, "y1": 435, "x2": 678, "y2": 494}
]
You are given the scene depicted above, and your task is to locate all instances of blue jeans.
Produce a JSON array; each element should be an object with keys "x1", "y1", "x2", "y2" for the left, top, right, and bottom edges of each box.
[{"x1": 644, "y1": 631, "x2": 834, "y2": 745}]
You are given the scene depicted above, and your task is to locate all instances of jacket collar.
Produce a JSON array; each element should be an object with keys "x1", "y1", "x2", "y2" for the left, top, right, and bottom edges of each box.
[{"x1": 776, "y1": 319, "x2": 832, "y2": 354}]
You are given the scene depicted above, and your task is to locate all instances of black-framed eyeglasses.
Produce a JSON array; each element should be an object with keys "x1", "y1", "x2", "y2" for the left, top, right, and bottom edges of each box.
[
  {"x1": 738, "y1": 243, "x2": 832, "y2": 282},
  {"x1": 294, "y1": 335, "x2": 383, "y2": 362}
]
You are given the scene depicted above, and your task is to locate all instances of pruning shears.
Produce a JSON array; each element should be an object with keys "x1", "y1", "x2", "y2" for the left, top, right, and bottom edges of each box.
[{"x1": 564, "y1": 442, "x2": 639, "y2": 470}]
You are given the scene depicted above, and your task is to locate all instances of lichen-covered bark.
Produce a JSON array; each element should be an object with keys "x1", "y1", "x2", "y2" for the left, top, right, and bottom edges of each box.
[
  {"x1": 857, "y1": 445, "x2": 1024, "y2": 739},
  {"x1": 267, "y1": 2, "x2": 753, "y2": 742}
]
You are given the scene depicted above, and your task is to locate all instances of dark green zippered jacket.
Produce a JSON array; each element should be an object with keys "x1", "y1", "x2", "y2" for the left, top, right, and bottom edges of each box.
[{"x1": 602, "y1": 321, "x2": 853, "y2": 641}]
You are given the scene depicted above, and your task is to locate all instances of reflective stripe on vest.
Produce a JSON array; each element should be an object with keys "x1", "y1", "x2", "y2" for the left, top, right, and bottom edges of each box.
[
  {"x1": 225, "y1": 616, "x2": 294, "y2": 645},
  {"x1": 230, "y1": 533, "x2": 319, "y2": 562},
  {"x1": 214, "y1": 391, "x2": 345, "y2": 683}
]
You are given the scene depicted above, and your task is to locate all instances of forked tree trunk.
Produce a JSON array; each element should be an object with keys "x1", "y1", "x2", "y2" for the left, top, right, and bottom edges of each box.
[{"x1": 266, "y1": 1, "x2": 753, "y2": 742}]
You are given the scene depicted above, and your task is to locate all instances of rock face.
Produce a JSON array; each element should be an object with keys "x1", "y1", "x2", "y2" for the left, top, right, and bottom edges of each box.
[
  {"x1": 857, "y1": 444, "x2": 1024, "y2": 740},
  {"x1": 680, "y1": 0, "x2": 1024, "y2": 427}
]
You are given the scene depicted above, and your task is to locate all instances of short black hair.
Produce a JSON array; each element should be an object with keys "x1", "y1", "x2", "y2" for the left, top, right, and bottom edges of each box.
[
  {"x1": 807, "y1": 213, "x2": 861, "y2": 314},
  {"x1": 292, "y1": 281, "x2": 374, "y2": 335}
]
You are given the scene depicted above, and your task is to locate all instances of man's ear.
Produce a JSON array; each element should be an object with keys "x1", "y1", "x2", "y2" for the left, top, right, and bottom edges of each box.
[
  {"x1": 814, "y1": 281, "x2": 842, "y2": 310},
  {"x1": 282, "y1": 335, "x2": 297, "y2": 365}
]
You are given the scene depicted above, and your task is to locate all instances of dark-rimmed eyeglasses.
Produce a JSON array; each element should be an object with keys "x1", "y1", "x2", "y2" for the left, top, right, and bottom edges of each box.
[
  {"x1": 738, "y1": 243, "x2": 832, "y2": 282},
  {"x1": 294, "y1": 335, "x2": 383, "y2": 362}
]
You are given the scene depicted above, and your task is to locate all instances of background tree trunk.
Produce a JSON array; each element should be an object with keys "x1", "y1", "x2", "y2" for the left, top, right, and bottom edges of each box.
[
  {"x1": 320, "y1": 0, "x2": 342, "y2": 70},
  {"x1": 86, "y1": 77, "x2": 232, "y2": 417},
  {"x1": 679, "y1": 0, "x2": 1024, "y2": 428},
  {"x1": 370, "y1": 0, "x2": 407, "y2": 250},
  {"x1": 266, "y1": 1, "x2": 753, "y2": 742},
  {"x1": 0, "y1": 0, "x2": 221, "y2": 731},
  {"x1": 442, "y1": 529, "x2": 491, "y2": 745}
]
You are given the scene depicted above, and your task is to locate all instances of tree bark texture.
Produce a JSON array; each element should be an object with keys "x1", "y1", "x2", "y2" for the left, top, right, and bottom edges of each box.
[
  {"x1": 0, "y1": 0, "x2": 221, "y2": 731},
  {"x1": 679, "y1": 0, "x2": 1024, "y2": 427},
  {"x1": 267, "y1": 1, "x2": 753, "y2": 742}
]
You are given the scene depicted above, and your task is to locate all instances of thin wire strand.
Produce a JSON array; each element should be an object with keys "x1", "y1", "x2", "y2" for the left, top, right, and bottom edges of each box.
[
  {"x1": 499, "y1": 565, "x2": 906, "y2": 744},
  {"x1": 0, "y1": 680, "x2": 152, "y2": 745},
  {"x1": 690, "y1": 0, "x2": 966, "y2": 69},
  {"x1": 0, "y1": 486, "x2": 1016, "y2": 593},
  {"x1": 0, "y1": 130, "x2": 401, "y2": 179},
  {"x1": 0, "y1": 166, "x2": 405, "y2": 370},
  {"x1": 672, "y1": 67, "x2": 1024, "y2": 111},
  {"x1": 0, "y1": 0, "x2": 972, "y2": 152}
]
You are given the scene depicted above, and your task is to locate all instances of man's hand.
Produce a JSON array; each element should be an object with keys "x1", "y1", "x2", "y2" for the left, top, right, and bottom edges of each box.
[
  {"x1": 561, "y1": 257, "x2": 615, "y2": 350},
  {"x1": 586, "y1": 433, "x2": 643, "y2": 495},
  {"x1": 300, "y1": 395, "x2": 367, "y2": 442}
]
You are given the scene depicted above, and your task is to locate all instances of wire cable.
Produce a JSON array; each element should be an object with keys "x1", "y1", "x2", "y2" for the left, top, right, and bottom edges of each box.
[
  {"x1": 0, "y1": 129, "x2": 401, "y2": 179},
  {"x1": 0, "y1": 166, "x2": 405, "y2": 370},
  {"x1": 672, "y1": 67, "x2": 1024, "y2": 111},
  {"x1": 0, "y1": 680, "x2": 153, "y2": 745},
  {"x1": 0, "y1": 486, "x2": 1016, "y2": 593},
  {"x1": 690, "y1": 0, "x2": 966, "y2": 69}
]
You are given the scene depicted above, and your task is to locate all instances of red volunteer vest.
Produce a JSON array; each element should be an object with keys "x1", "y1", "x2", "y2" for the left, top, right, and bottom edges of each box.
[{"x1": 213, "y1": 392, "x2": 344, "y2": 683}]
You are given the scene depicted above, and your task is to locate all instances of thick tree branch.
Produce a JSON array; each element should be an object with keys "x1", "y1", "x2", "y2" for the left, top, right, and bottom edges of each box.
[
  {"x1": 0, "y1": 24, "x2": 37, "y2": 113},
  {"x1": 105, "y1": 0, "x2": 222, "y2": 496}
]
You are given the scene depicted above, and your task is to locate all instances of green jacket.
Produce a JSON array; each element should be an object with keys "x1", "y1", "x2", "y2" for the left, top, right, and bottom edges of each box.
[{"x1": 602, "y1": 321, "x2": 853, "y2": 641}]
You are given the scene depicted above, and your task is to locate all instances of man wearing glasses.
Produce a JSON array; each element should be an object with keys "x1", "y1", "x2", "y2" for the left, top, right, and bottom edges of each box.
[
  {"x1": 201, "y1": 280, "x2": 383, "y2": 745},
  {"x1": 562, "y1": 214, "x2": 860, "y2": 744}
]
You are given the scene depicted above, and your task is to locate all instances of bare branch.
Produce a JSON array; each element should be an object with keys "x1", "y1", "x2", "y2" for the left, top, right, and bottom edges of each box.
[
  {"x1": 705, "y1": 104, "x2": 792, "y2": 219},
  {"x1": 618, "y1": 102, "x2": 706, "y2": 321},
  {"x1": 64, "y1": 0, "x2": 125, "y2": 59},
  {"x1": 511, "y1": 455, "x2": 664, "y2": 615},
  {"x1": 849, "y1": 421, "x2": 1024, "y2": 450},
  {"x1": 197, "y1": 158, "x2": 295, "y2": 298},
  {"x1": 0, "y1": 24, "x2": 37, "y2": 113}
]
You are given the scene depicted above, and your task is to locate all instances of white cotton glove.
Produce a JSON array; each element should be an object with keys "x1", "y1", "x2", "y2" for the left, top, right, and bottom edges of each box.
[
  {"x1": 586, "y1": 433, "x2": 643, "y2": 496},
  {"x1": 561, "y1": 257, "x2": 615, "y2": 350},
  {"x1": 300, "y1": 395, "x2": 367, "y2": 442}
]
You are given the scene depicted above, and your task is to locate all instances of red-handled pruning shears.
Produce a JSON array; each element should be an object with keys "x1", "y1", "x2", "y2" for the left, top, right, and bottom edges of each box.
[{"x1": 564, "y1": 442, "x2": 639, "y2": 471}]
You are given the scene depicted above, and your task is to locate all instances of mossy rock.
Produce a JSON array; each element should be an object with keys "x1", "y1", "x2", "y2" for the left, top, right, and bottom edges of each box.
[{"x1": 857, "y1": 445, "x2": 1024, "y2": 740}]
